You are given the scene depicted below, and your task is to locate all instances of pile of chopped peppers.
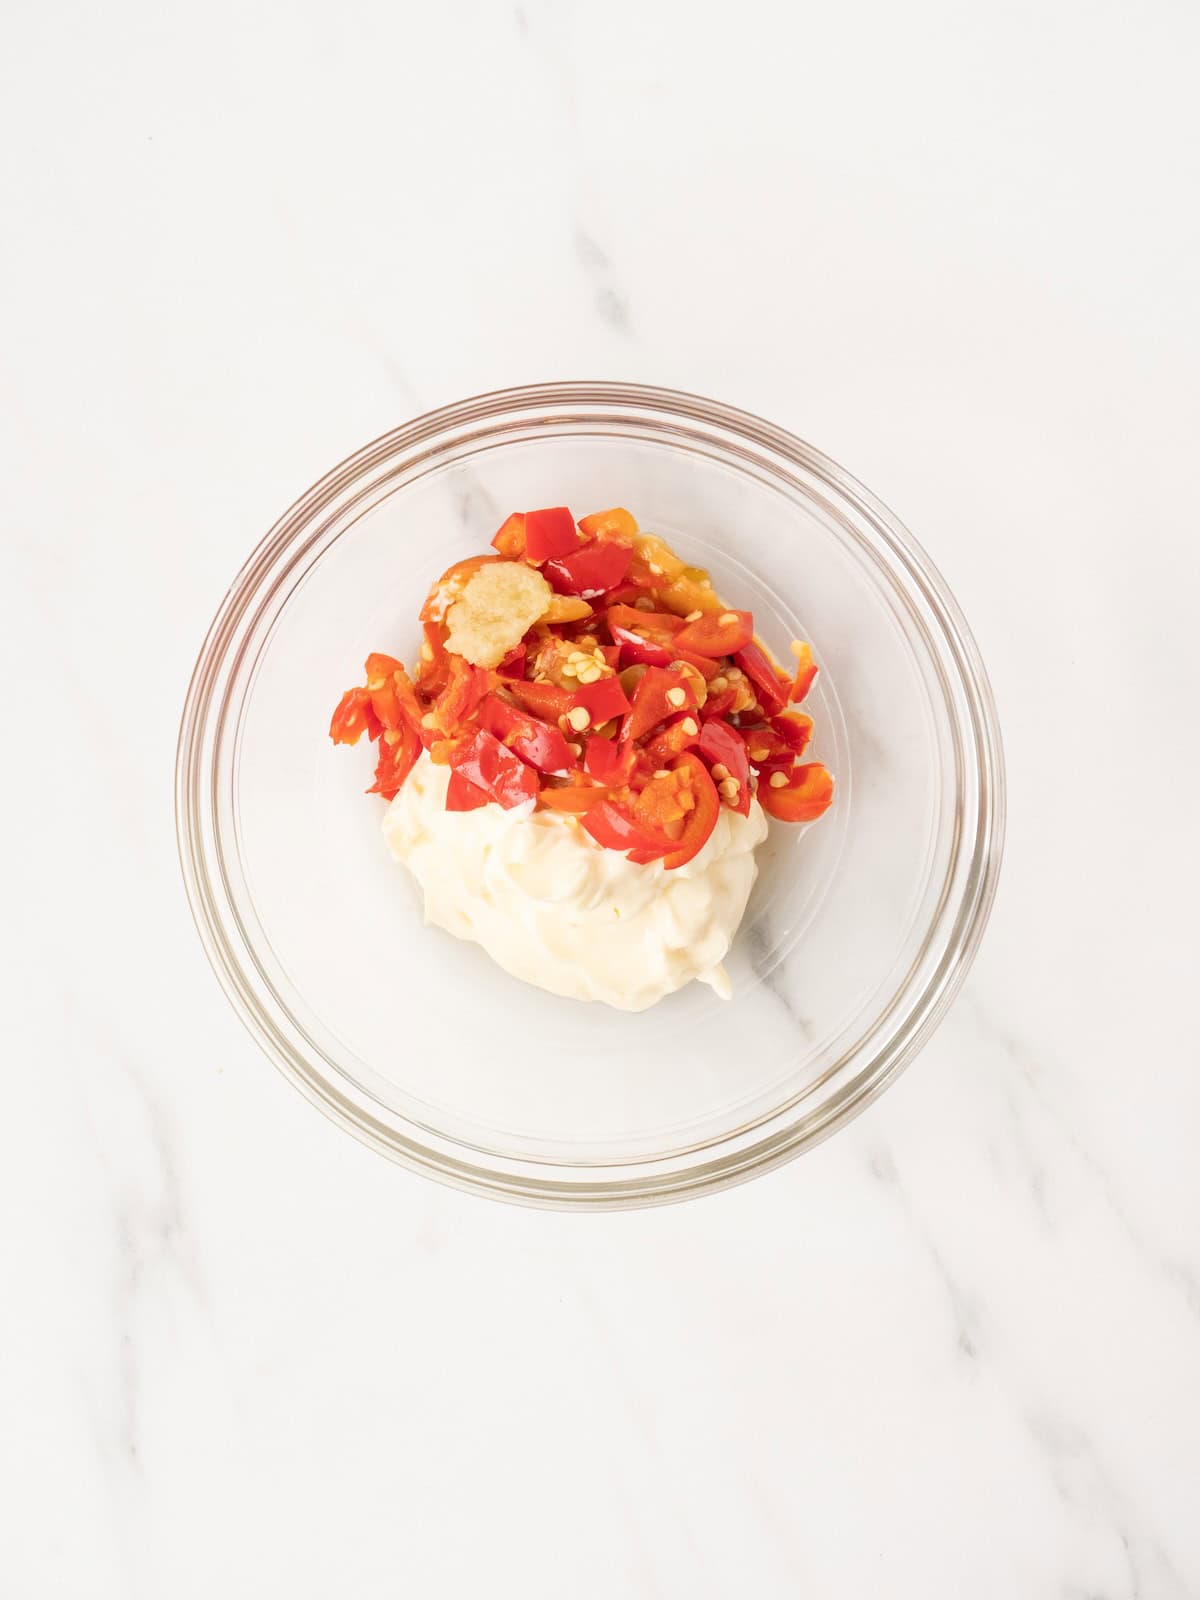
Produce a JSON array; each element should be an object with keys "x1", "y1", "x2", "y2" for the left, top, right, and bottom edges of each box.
[{"x1": 329, "y1": 506, "x2": 834, "y2": 869}]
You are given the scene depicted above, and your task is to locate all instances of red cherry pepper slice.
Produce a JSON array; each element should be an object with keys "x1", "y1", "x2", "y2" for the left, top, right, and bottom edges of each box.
[
  {"x1": 447, "y1": 728, "x2": 540, "y2": 809},
  {"x1": 426, "y1": 656, "x2": 492, "y2": 738},
  {"x1": 609, "y1": 624, "x2": 674, "y2": 669},
  {"x1": 788, "y1": 642, "x2": 818, "y2": 703},
  {"x1": 363, "y1": 652, "x2": 412, "y2": 733},
  {"x1": 584, "y1": 735, "x2": 638, "y2": 786},
  {"x1": 659, "y1": 753, "x2": 721, "y2": 870},
  {"x1": 445, "y1": 769, "x2": 490, "y2": 811},
  {"x1": 732, "y1": 642, "x2": 789, "y2": 716},
  {"x1": 623, "y1": 666, "x2": 698, "y2": 743},
  {"x1": 329, "y1": 686, "x2": 374, "y2": 745},
  {"x1": 569, "y1": 676, "x2": 632, "y2": 727},
  {"x1": 367, "y1": 721, "x2": 421, "y2": 800},
  {"x1": 581, "y1": 800, "x2": 673, "y2": 856},
  {"x1": 543, "y1": 542, "x2": 633, "y2": 599},
  {"x1": 672, "y1": 608, "x2": 754, "y2": 657},
  {"x1": 478, "y1": 694, "x2": 574, "y2": 774},
  {"x1": 642, "y1": 712, "x2": 702, "y2": 768},
  {"x1": 770, "y1": 712, "x2": 814, "y2": 756},
  {"x1": 577, "y1": 507, "x2": 638, "y2": 543},
  {"x1": 537, "y1": 785, "x2": 611, "y2": 814},
  {"x1": 697, "y1": 719, "x2": 752, "y2": 816},
  {"x1": 758, "y1": 761, "x2": 835, "y2": 822},
  {"x1": 523, "y1": 506, "x2": 580, "y2": 564},
  {"x1": 491, "y1": 512, "x2": 526, "y2": 559},
  {"x1": 700, "y1": 688, "x2": 737, "y2": 722},
  {"x1": 605, "y1": 603, "x2": 685, "y2": 642},
  {"x1": 507, "y1": 680, "x2": 573, "y2": 722}
]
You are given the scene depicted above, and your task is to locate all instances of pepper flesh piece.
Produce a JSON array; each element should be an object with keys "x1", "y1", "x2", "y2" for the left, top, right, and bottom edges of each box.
[
  {"x1": 732, "y1": 642, "x2": 789, "y2": 717},
  {"x1": 543, "y1": 542, "x2": 633, "y2": 599},
  {"x1": 758, "y1": 761, "x2": 835, "y2": 823},
  {"x1": 608, "y1": 624, "x2": 674, "y2": 670},
  {"x1": 364, "y1": 653, "x2": 413, "y2": 733},
  {"x1": 478, "y1": 694, "x2": 574, "y2": 774},
  {"x1": 569, "y1": 675, "x2": 632, "y2": 727},
  {"x1": 623, "y1": 666, "x2": 699, "y2": 744},
  {"x1": 445, "y1": 769, "x2": 491, "y2": 811},
  {"x1": 788, "y1": 641, "x2": 819, "y2": 704},
  {"x1": 584, "y1": 735, "x2": 638, "y2": 787},
  {"x1": 490, "y1": 512, "x2": 526, "y2": 559},
  {"x1": 605, "y1": 603, "x2": 686, "y2": 644},
  {"x1": 416, "y1": 626, "x2": 451, "y2": 696},
  {"x1": 523, "y1": 506, "x2": 580, "y2": 564},
  {"x1": 448, "y1": 727, "x2": 540, "y2": 809},
  {"x1": 367, "y1": 721, "x2": 421, "y2": 800},
  {"x1": 632, "y1": 768, "x2": 694, "y2": 836},
  {"x1": 658, "y1": 753, "x2": 721, "y2": 870},
  {"x1": 770, "y1": 712, "x2": 814, "y2": 757},
  {"x1": 642, "y1": 713, "x2": 702, "y2": 768},
  {"x1": 577, "y1": 506, "x2": 638, "y2": 543},
  {"x1": 580, "y1": 799, "x2": 673, "y2": 857},
  {"x1": 697, "y1": 718, "x2": 752, "y2": 816},
  {"x1": 671, "y1": 608, "x2": 754, "y2": 657},
  {"x1": 507, "y1": 679, "x2": 573, "y2": 722},
  {"x1": 699, "y1": 688, "x2": 737, "y2": 723},
  {"x1": 427, "y1": 656, "x2": 492, "y2": 737},
  {"x1": 329, "y1": 686, "x2": 374, "y2": 745},
  {"x1": 537, "y1": 785, "x2": 611, "y2": 814}
]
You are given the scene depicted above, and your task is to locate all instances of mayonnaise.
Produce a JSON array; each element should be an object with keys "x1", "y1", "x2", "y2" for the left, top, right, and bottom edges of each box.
[{"x1": 382, "y1": 755, "x2": 768, "y2": 1011}]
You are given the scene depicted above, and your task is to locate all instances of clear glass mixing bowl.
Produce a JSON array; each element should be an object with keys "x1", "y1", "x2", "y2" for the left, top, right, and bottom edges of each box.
[{"x1": 176, "y1": 382, "x2": 1004, "y2": 1207}]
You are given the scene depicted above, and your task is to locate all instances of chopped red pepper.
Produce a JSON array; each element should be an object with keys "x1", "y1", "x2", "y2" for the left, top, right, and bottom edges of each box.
[
  {"x1": 788, "y1": 641, "x2": 818, "y2": 703},
  {"x1": 605, "y1": 603, "x2": 685, "y2": 642},
  {"x1": 416, "y1": 626, "x2": 450, "y2": 695},
  {"x1": 543, "y1": 542, "x2": 633, "y2": 599},
  {"x1": 495, "y1": 641, "x2": 527, "y2": 679},
  {"x1": 584, "y1": 735, "x2": 638, "y2": 786},
  {"x1": 659, "y1": 754, "x2": 721, "y2": 869},
  {"x1": 366, "y1": 721, "x2": 420, "y2": 800},
  {"x1": 500, "y1": 680, "x2": 568, "y2": 722},
  {"x1": 732, "y1": 642, "x2": 789, "y2": 716},
  {"x1": 577, "y1": 507, "x2": 638, "y2": 543},
  {"x1": 429, "y1": 656, "x2": 492, "y2": 735},
  {"x1": 758, "y1": 761, "x2": 835, "y2": 822},
  {"x1": 624, "y1": 666, "x2": 698, "y2": 743},
  {"x1": 632, "y1": 768, "x2": 694, "y2": 835},
  {"x1": 329, "y1": 686, "x2": 374, "y2": 745},
  {"x1": 580, "y1": 799, "x2": 672, "y2": 856},
  {"x1": 445, "y1": 769, "x2": 490, "y2": 811},
  {"x1": 537, "y1": 785, "x2": 611, "y2": 813},
  {"x1": 491, "y1": 512, "x2": 526, "y2": 559},
  {"x1": 569, "y1": 675, "x2": 632, "y2": 728},
  {"x1": 771, "y1": 712, "x2": 814, "y2": 756},
  {"x1": 448, "y1": 728, "x2": 540, "y2": 809},
  {"x1": 364, "y1": 653, "x2": 412, "y2": 732},
  {"x1": 642, "y1": 712, "x2": 702, "y2": 767},
  {"x1": 672, "y1": 608, "x2": 754, "y2": 657},
  {"x1": 523, "y1": 506, "x2": 580, "y2": 564},
  {"x1": 697, "y1": 718, "x2": 752, "y2": 816},
  {"x1": 608, "y1": 624, "x2": 674, "y2": 669},
  {"x1": 478, "y1": 694, "x2": 574, "y2": 774},
  {"x1": 700, "y1": 688, "x2": 736, "y2": 722}
]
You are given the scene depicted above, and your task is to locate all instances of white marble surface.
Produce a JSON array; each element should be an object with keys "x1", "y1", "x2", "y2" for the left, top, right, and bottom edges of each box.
[{"x1": 3, "y1": 1, "x2": 1199, "y2": 1594}]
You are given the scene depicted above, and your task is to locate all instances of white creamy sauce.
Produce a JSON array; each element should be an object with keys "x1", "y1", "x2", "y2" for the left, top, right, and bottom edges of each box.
[{"x1": 382, "y1": 755, "x2": 768, "y2": 1011}]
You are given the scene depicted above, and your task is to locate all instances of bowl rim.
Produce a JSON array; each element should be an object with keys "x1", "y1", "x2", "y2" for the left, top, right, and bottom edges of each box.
[{"x1": 176, "y1": 380, "x2": 1006, "y2": 1208}]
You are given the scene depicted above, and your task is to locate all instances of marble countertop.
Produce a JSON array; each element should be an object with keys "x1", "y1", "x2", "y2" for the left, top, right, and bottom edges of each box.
[{"x1": 4, "y1": 1, "x2": 1198, "y2": 1594}]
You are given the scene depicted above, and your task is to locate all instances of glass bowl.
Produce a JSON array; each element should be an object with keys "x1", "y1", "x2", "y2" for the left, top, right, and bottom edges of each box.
[{"x1": 176, "y1": 382, "x2": 1004, "y2": 1208}]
